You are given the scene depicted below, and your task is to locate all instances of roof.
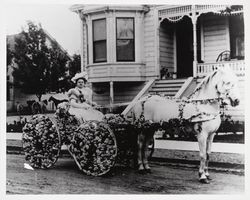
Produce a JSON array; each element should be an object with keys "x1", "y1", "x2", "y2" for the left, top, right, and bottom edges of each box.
[{"x1": 69, "y1": 4, "x2": 150, "y2": 14}]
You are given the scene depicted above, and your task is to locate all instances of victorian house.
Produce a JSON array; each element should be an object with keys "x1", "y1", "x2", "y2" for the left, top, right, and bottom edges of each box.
[{"x1": 70, "y1": 5, "x2": 244, "y2": 120}]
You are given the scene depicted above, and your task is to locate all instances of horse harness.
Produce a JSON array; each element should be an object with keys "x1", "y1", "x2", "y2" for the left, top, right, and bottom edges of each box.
[
  {"x1": 139, "y1": 94, "x2": 221, "y2": 122},
  {"x1": 178, "y1": 97, "x2": 222, "y2": 123}
]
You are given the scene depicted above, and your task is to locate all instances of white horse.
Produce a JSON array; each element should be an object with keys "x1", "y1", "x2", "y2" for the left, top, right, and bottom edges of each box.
[{"x1": 131, "y1": 67, "x2": 240, "y2": 183}]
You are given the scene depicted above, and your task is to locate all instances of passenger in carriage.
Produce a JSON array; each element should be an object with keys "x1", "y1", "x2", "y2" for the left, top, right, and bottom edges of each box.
[{"x1": 67, "y1": 72, "x2": 104, "y2": 122}]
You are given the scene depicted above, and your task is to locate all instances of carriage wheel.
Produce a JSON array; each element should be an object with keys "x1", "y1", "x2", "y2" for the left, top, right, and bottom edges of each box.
[
  {"x1": 22, "y1": 115, "x2": 61, "y2": 169},
  {"x1": 68, "y1": 120, "x2": 117, "y2": 176}
]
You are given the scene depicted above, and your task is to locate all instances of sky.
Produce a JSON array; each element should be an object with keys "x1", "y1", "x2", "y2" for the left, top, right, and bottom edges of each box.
[{"x1": 5, "y1": 4, "x2": 81, "y2": 55}]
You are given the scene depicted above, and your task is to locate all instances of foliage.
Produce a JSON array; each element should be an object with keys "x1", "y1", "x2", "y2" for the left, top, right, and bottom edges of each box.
[
  {"x1": 22, "y1": 105, "x2": 117, "y2": 176},
  {"x1": 159, "y1": 116, "x2": 244, "y2": 143},
  {"x1": 7, "y1": 43, "x2": 14, "y2": 66},
  {"x1": 12, "y1": 21, "x2": 70, "y2": 100},
  {"x1": 22, "y1": 115, "x2": 61, "y2": 169},
  {"x1": 7, "y1": 119, "x2": 27, "y2": 132},
  {"x1": 68, "y1": 54, "x2": 81, "y2": 77},
  {"x1": 221, "y1": 5, "x2": 243, "y2": 14},
  {"x1": 218, "y1": 115, "x2": 244, "y2": 134},
  {"x1": 47, "y1": 40, "x2": 71, "y2": 92}
]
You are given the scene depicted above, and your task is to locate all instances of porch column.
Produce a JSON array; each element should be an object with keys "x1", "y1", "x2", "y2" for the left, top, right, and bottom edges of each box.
[
  {"x1": 79, "y1": 12, "x2": 87, "y2": 72},
  {"x1": 109, "y1": 81, "x2": 114, "y2": 112},
  {"x1": 191, "y1": 6, "x2": 198, "y2": 77}
]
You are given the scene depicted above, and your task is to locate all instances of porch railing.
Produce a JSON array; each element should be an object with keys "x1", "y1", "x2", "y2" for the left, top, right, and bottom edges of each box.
[{"x1": 196, "y1": 60, "x2": 245, "y2": 78}]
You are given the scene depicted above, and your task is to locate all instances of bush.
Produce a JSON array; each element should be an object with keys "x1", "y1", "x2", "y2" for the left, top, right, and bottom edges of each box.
[{"x1": 158, "y1": 115, "x2": 244, "y2": 143}]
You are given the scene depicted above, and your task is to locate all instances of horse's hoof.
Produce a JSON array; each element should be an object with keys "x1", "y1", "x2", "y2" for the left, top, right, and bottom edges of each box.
[
  {"x1": 206, "y1": 175, "x2": 212, "y2": 180},
  {"x1": 199, "y1": 178, "x2": 210, "y2": 184}
]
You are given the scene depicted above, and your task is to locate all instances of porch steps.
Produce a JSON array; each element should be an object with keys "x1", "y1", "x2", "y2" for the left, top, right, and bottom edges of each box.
[{"x1": 148, "y1": 79, "x2": 186, "y2": 96}]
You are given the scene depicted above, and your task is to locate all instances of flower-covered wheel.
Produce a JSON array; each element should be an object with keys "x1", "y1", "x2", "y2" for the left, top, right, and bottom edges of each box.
[
  {"x1": 22, "y1": 115, "x2": 61, "y2": 169},
  {"x1": 68, "y1": 120, "x2": 117, "y2": 176}
]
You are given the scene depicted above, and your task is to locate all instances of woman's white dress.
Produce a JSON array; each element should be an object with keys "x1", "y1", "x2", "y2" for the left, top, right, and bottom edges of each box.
[{"x1": 67, "y1": 87, "x2": 104, "y2": 123}]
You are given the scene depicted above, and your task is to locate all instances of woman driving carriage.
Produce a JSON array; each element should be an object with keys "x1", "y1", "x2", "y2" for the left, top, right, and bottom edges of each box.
[{"x1": 67, "y1": 72, "x2": 104, "y2": 122}]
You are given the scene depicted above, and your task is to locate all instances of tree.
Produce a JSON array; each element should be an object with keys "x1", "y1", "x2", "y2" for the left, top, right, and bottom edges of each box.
[
  {"x1": 12, "y1": 21, "x2": 70, "y2": 101},
  {"x1": 68, "y1": 54, "x2": 81, "y2": 77},
  {"x1": 48, "y1": 40, "x2": 71, "y2": 92},
  {"x1": 7, "y1": 43, "x2": 14, "y2": 66}
]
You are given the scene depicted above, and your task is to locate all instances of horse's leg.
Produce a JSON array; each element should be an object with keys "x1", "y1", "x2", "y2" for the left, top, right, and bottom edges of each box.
[
  {"x1": 197, "y1": 131, "x2": 209, "y2": 184},
  {"x1": 142, "y1": 135, "x2": 153, "y2": 173},
  {"x1": 55, "y1": 102, "x2": 58, "y2": 109},
  {"x1": 137, "y1": 132, "x2": 145, "y2": 173},
  {"x1": 205, "y1": 132, "x2": 216, "y2": 180}
]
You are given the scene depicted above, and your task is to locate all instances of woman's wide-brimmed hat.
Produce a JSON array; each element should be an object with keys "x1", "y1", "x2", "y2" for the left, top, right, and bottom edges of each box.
[{"x1": 71, "y1": 71, "x2": 88, "y2": 83}]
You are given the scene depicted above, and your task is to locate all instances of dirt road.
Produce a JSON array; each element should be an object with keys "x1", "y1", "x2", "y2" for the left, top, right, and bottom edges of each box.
[{"x1": 6, "y1": 154, "x2": 244, "y2": 194}]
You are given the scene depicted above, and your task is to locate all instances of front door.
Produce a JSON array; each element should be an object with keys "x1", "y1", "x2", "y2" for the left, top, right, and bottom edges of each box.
[{"x1": 176, "y1": 16, "x2": 193, "y2": 78}]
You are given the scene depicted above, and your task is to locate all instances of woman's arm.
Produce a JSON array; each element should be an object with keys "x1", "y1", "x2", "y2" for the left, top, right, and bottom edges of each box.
[{"x1": 70, "y1": 99, "x2": 91, "y2": 109}]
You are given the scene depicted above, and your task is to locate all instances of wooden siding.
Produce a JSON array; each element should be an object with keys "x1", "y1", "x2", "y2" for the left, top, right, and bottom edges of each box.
[
  {"x1": 92, "y1": 82, "x2": 145, "y2": 106},
  {"x1": 87, "y1": 63, "x2": 146, "y2": 82},
  {"x1": 144, "y1": 8, "x2": 157, "y2": 78},
  {"x1": 114, "y1": 82, "x2": 145, "y2": 103},
  {"x1": 202, "y1": 14, "x2": 229, "y2": 63}
]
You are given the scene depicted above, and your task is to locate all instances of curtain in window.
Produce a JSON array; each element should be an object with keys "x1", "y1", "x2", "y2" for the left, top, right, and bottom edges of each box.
[{"x1": 116, "y1": 18, "x2": 135, "y2": 61}]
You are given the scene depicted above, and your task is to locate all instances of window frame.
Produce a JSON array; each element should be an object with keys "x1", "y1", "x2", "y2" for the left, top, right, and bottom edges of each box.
[
  {"x1": 116, "y1": 17, "x2": 135, "y2": 62},
  {"x1": 92, "y1": 18, "x2": 107, "y2": 63}
]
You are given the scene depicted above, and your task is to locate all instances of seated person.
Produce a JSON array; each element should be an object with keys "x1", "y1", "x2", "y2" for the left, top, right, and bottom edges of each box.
[{"x1": 67, "y1": 72, "x2": 104, "y2": 122}]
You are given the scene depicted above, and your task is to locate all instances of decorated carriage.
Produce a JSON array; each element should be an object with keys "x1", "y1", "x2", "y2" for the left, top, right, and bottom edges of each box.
[{"x1": 22, "y1": 102, "x2": 155, "y2": 176}]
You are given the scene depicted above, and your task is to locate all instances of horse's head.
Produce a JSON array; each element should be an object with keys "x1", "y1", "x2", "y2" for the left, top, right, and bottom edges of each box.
[{"x1": 215, "y1": 67, "x2": 240, "y2": 107}]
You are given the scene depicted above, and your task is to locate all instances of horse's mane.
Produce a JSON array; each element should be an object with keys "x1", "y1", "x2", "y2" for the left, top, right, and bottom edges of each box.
[{"x1": 188, "y1": 70, "x2": 218, "y2": 99}]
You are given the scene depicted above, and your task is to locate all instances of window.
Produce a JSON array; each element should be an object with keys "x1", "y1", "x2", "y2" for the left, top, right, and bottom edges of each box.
[
  {"x1": 116, "y1": 18, "x2": 135, "y2": 61},
  {"x1": 229, "y1": 15, "x2": 244, "y2": 60},
  {"x1": 93, "y1": 19, "x2": 107, "y2": 63}
]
